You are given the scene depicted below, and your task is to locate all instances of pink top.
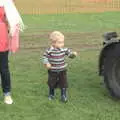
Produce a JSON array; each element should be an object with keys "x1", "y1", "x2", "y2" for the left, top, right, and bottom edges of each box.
[
  {"x1": 0, "y1": 6, "x2": 20, "y2": 53},
  {"x1": 0, "y1": 7, "x2": 9, "y2": 52}
]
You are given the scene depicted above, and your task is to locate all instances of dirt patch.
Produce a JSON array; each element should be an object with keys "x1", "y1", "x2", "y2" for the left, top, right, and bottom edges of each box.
[
  {"x1": 15, "y1": 0, "x2": 120, "y2": 14},
  {"x1": 83, "y1": 0, "x2": 112, "y2": 3},
  {"x1": 21, "y1": 31, "x2": 102, "y2": 52}
]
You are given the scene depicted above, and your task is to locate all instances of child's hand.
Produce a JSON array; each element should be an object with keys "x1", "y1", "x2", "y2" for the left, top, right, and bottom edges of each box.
[
  {"x1": 69, "y1": 51, "x2": 77, "y2": 58},
  {"x1": 45, "y1": 63, "x2": 52, "y2": 69},
  {"x1": 73, "y1": 52, "x2": 77, "y2": 57}
]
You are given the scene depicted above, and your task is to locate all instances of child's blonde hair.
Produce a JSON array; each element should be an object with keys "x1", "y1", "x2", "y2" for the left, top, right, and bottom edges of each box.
[{"x1": 49, "y1": 31, "x2": 64, "y2": 42}]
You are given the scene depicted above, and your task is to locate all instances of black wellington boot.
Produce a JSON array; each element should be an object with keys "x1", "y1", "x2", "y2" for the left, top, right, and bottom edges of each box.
[
  {"x1": 48, "y1": 88, "x2": 55, "y2": 100},
  {"x1": 61, "y1": 88, "x2": 68, "y2": 102}
]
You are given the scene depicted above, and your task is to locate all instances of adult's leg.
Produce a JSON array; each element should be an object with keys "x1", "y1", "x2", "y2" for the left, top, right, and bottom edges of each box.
[{"x1": 0, "y1": 51, "x2": 11, "y2": 94}]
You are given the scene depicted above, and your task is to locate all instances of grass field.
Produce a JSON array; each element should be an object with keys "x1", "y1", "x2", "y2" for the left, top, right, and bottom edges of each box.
[{"x1": 0, "y1": 11, "x2": 120, "y2": 119}]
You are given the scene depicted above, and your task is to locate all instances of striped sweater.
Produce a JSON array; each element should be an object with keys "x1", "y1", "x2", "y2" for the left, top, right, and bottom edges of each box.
[{"x1": 43, "y1": 46, "x2": 74, "y2": 71}]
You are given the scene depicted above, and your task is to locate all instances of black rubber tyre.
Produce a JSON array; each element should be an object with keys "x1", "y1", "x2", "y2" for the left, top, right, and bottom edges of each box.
[{"x1": 104, "y1": 43, "x2": 120, "y2": 98}]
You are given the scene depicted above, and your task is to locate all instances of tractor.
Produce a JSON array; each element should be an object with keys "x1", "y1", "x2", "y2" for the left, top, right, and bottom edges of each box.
[{"x1": 99, "y1": 32, "x2": 120, "y2": 98}]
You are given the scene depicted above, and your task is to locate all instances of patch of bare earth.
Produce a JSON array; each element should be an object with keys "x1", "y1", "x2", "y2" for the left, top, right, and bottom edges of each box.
[
  {"x1": 21, "y1": 31, "x2": 102, "y2": 52},
  {"x1": 16, "y1": 0, "x2": 120, "y2": 14}
]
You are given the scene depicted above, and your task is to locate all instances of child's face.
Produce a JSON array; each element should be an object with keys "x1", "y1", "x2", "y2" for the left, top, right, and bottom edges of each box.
[{"x1": 52, "y1": 38, "x2": 64, "y2": 48}]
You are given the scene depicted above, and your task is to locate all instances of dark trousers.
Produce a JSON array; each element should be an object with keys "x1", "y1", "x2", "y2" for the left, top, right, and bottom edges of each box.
[
  {"x1": 0, "y1": 51, "x2": 11, "y2": 93},
  {"x1": 48, "y1": 70, "x2": 68, "y2": 89}
]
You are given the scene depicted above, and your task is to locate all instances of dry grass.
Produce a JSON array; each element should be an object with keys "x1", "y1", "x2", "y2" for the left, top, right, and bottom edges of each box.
[{"x1": 15, "y1": 0, "x2": 120, "y2": 14}]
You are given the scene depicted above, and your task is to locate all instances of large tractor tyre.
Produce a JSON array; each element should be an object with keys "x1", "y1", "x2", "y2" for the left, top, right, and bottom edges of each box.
[{"x1": 104, "y1": 43, "x2": 120, "y2": 98}]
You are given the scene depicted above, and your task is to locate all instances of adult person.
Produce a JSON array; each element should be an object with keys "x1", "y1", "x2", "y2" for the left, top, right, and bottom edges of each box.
[{"x1": 0, "y1": 0, "x2": 24, "y2": 104}]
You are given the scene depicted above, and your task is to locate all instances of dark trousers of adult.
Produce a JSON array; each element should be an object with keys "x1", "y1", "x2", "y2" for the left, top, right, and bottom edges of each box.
[{"x1": 0, "y1": 51, "x2": 11, "y2": 94}]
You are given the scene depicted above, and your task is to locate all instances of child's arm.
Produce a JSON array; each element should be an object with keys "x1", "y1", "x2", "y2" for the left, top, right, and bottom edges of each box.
[
  {"x1": 65, "y1": 48, "x2": 77, "y2": 58},
  {"x1": 43, "y1": 50, "x2": 52, "y2": 69}
]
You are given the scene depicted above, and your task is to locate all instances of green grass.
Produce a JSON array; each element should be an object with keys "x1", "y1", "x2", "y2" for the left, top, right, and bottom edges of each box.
[
  {"x1": 1, "y1": 12, "x2": 120, "y2": 120},
  {"x1": 23, "y1": 11, "x2": 120, "y2": 33}
]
